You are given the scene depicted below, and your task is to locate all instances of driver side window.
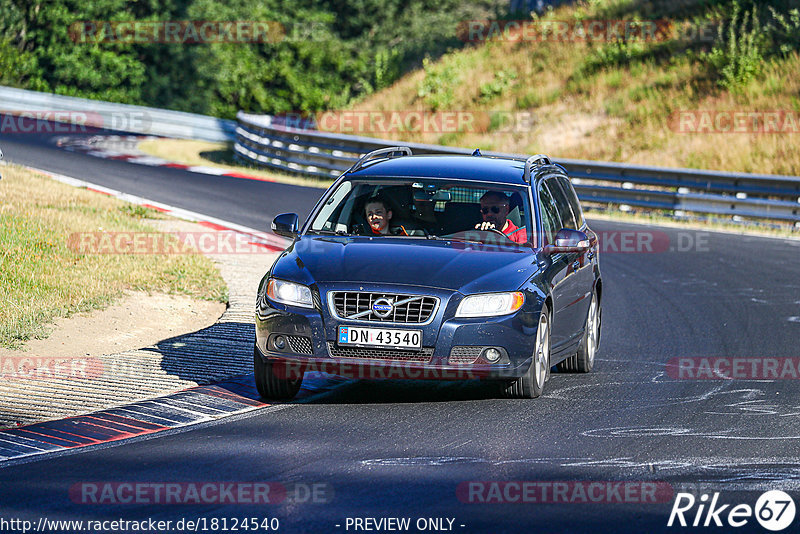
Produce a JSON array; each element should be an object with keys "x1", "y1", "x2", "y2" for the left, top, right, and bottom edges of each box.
[
  {"x1": 547, "y1": 177, "x2": 577, "y2": 230},
  {"x1": 538, "y1": 181, "x2": 560, "y2": 245}
]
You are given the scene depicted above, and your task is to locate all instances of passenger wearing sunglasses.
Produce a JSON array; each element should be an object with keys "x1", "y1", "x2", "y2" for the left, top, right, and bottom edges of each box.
[{"x1": 474, "y1": 191, "x2": 527, "y2": 243}]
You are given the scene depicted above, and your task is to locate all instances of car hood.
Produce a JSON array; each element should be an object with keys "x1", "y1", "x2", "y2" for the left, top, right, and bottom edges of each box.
[{"x1": 271, "y1": 236, "x2": 541, "y2": 293}]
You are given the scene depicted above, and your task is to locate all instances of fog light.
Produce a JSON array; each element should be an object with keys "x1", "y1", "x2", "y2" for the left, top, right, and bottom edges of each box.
[
  {"x1": 274, "y1": 335, "x2": 286, "y2": 350},
  {"x1": 483, "y1": 348, "x2": 501, "y2": 363}
]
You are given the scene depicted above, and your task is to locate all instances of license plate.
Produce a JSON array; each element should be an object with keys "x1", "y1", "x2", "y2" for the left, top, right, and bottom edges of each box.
[{"x1": 338, "y1": 326, "x2": 422, "y2": 350}]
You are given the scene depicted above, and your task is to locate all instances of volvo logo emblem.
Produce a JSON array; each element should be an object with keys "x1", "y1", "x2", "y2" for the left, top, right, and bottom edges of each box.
[{"x1": 372, "y1": 298, "x2": 394, "y2": 318}]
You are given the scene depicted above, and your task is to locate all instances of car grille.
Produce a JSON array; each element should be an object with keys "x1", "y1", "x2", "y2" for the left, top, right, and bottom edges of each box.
[
  {"x1": 330, "y1": 292, "x2": 437, "y2": 323},
  {"x1": 286, "y1": 335, "x2": 313, "y2": 355},
  {"x1": 449, "y1": 346, "x2": 482, "y2": 365},
  {"x1": 327, "y1": 342, "x2": 433, "y2": 363}
]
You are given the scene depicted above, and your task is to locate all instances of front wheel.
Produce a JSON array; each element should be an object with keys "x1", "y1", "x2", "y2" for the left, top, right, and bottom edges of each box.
[
  {"x1": 503, "y1": 304, "x2": 550, "y2": 399},
  {"x1": 253, "y1": 347, "x2": 303, "y2": 400}
]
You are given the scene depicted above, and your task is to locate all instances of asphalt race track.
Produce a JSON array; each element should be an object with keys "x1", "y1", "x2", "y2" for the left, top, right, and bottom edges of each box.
[{"x1": 2, "y1": 124, "x2": 799, "y2": 533}]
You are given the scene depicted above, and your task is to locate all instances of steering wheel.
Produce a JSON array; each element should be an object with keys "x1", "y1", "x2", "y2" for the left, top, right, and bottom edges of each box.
[{"x1": 485, "y1": 228, "x2": 512, "y2": 240}]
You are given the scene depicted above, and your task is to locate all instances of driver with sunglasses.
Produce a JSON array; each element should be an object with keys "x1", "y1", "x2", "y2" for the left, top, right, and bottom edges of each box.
[{"x1": 474, "y1": 190, "x2": 527, "y2": 243}]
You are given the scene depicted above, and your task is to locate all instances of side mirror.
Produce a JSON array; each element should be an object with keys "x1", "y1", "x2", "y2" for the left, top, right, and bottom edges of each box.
[
  {"x1": 271, "y1": 213, "x2": 299, "y2": 238},
  {"x1": 544, "y1": 228, "x2": 590, "y2": 255}
]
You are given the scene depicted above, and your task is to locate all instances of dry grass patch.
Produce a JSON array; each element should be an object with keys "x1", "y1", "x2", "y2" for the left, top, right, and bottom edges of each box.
[
  {"x1": 0, "y1": 165, "x2": 227, "y2": 348},
  {"x1": 137, "y1": 139, "x2": 232, "y2": 168}
]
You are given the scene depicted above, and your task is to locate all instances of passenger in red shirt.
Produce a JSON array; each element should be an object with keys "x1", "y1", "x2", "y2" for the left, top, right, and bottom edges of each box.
[{"x1": 474, "y1": 191, "x2": 528, "y2": 243}]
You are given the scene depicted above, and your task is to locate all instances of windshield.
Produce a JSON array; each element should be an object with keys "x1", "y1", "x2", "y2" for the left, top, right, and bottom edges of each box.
[{"x1": 307, "y1": 179, "x2": 533, "y2": 246}]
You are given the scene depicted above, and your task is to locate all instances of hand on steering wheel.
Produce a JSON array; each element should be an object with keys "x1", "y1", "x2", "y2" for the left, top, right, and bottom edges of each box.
[{"x1": 474, "y1": 221, "x2": 509, "y2": 238}]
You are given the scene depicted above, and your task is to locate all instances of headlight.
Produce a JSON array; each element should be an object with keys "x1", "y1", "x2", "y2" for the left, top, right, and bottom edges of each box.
[
  {"x1": 266, "y1": 278, "x2": 314, "y2": 308},
  {"x1": 456, "y1": 292, "x2": 524, "y2": 318}
]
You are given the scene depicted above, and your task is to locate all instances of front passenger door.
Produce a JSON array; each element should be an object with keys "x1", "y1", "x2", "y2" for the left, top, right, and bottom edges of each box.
[
  {"x1": 546, "y1": 177, "x2": 588, "y2": 346},
  {"x1": 538, "y1": 180, "x2": 571, "y2": 350}
]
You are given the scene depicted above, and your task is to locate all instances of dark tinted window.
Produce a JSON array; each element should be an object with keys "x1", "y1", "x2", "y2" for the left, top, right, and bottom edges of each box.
[
  {"x1": 538, "y1": 181, "x2": 560, "y2": 245},
  {"x1": 555, "y1": 176, "x2": 584, "y2": 228},
  {"x1": 546, "y1": 177, "x2": 577, "y2": 230}
]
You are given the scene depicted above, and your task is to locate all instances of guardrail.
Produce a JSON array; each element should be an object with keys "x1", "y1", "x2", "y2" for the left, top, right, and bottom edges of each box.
[
  {"x1": 0, "y1": 86, "x2": 236, "y2": 142},
  {"x1": 235, "y1": 112, "x2": 800, "y2": 224}
]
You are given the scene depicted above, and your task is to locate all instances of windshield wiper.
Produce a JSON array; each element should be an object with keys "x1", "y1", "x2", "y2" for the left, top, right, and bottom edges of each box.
[{"x1": 445, "y1": 237, "x2": 485, "y2": 244}]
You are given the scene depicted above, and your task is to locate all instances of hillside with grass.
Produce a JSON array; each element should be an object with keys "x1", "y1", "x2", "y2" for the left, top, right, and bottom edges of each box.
[{"x1": 345, "y1": 0, "x2": 800, "y2": 175}]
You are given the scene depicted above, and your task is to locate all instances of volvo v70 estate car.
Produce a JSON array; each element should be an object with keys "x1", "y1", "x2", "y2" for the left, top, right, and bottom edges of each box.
[{"x1": 254, "y1": 147, "x2": 602, "y2": 399}]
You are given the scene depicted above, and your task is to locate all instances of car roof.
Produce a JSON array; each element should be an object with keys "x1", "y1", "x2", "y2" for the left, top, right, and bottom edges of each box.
[{"x1": 346, "y1": 155, "x2": 529, "y2": 186}]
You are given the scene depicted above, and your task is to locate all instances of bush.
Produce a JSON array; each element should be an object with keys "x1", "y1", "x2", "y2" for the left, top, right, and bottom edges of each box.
[
  {"x1": 769, "y1": 7, "x2": 800, "y2": 56},
  {"x1": 478, "y1": 69, "x2": 517, "y2": 103},
  {"x1": 700, "y1": 1, "x2": 768, "y2": 90},
  {"x1": 417, "y1": 57, "x2": 459, "y2": 111}
]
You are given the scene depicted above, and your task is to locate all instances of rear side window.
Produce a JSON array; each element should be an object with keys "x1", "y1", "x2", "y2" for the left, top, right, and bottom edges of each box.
[
  {"x1": 546, "y1": 177, "x2": 577, "y2": 230},
  {"x1": 555, "y1": 176, "x2": 584, "y2": 229}
]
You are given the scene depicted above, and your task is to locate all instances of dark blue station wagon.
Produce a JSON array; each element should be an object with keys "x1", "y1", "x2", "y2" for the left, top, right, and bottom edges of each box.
[{"x1": 255, "y1": 148, "x2": 602, "y2": 399}]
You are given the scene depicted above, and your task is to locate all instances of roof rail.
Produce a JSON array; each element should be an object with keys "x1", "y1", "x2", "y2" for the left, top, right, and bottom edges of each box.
[
  {"x1": 523, "y1": 154, "x2": 551, "y2": 183},
  {"x1": 348, "y1": 146, "x2": 412, "y2": 174}
]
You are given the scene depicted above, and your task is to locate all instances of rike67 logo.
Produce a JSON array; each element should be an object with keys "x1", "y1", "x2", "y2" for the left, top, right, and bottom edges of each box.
[{"x1": 668, "y1": 491, "x2": 796, "y2": 531}]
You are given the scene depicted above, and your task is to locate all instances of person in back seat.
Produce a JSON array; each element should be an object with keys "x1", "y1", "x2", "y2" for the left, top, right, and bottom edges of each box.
[{"x1": 474, "y1": 191, "x2": 527, "y2": 243}]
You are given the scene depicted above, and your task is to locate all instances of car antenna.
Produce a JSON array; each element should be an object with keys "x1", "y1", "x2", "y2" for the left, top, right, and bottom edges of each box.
[{"x1": 472, "y1": 148, "x2": 482, "y2": 156}]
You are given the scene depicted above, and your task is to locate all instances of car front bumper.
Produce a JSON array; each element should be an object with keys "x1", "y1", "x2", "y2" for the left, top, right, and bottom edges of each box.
[{"x1": 255, "y1": 283, "x2": 543, "y2": 381}]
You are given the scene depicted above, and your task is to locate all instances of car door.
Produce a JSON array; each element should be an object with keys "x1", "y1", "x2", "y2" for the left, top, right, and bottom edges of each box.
[
  {"x1": 537, "y1": 178, "x2": 572, "y2": 350},
  {"x1": 553, "y1": 176, "x2": 595, "y2": 338},
  {"x1": 543, "y1": 176, "x2": 587, "y2": 348}
]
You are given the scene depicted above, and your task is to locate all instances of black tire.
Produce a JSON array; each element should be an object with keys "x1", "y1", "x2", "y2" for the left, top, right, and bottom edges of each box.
[
  {"x1": 503, "y1": 304, "x2": 550, "y2": 399},
  {"x1": 557, "y1": 292, "x2": 600, "y2": 373},
  {"x1": 253, "y1": 346, "x2": 303, "y2": 400}
]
